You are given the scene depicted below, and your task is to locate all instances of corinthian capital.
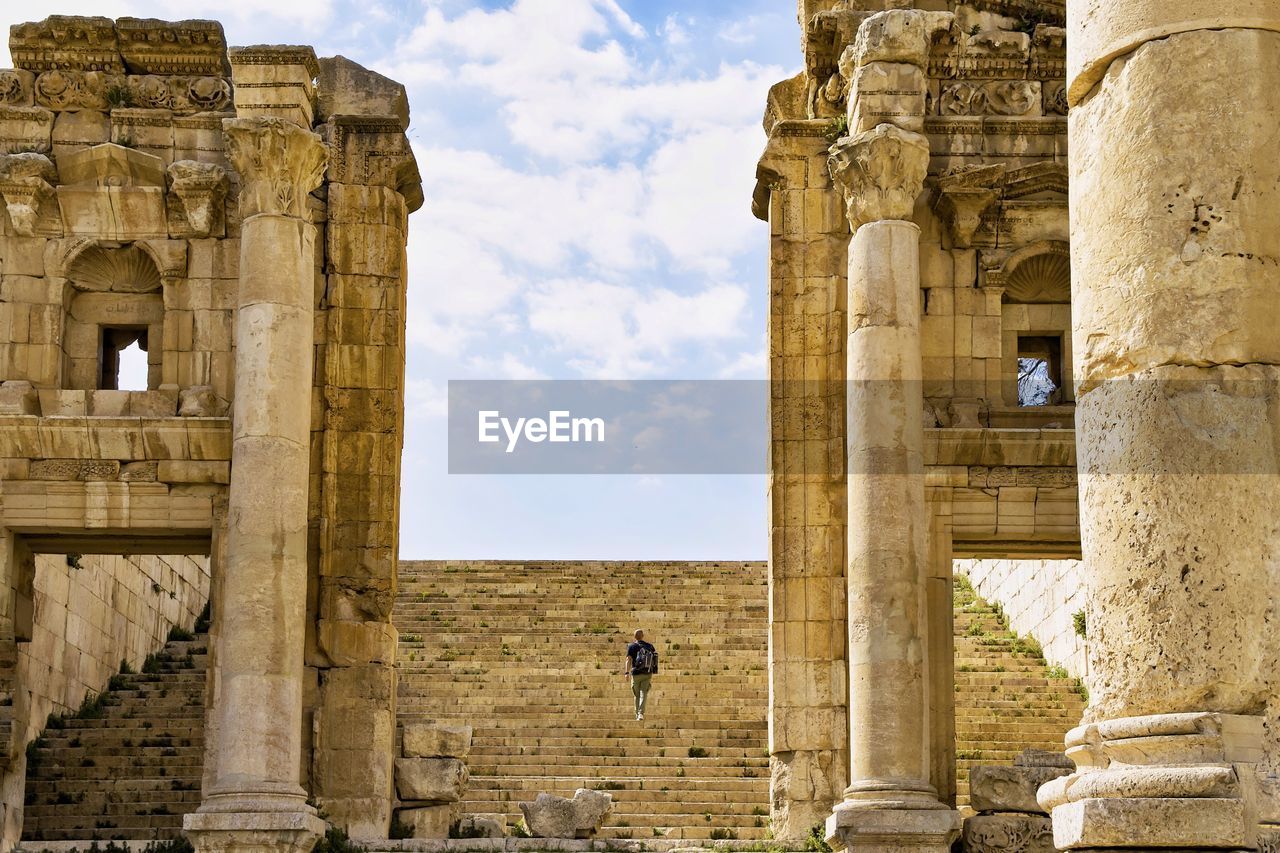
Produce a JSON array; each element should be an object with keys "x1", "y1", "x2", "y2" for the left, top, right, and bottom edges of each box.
[
  {"x1": 222, "y1": 117, "x2": 327, "y2": 219},
  {"x1": 828, "y1": 123, "x2": 929, "y2": 231}
]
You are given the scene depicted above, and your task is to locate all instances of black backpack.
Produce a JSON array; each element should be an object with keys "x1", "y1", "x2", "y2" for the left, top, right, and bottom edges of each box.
[{"x1": 633, "y1": 643, "x2": 658, "y2": 674}]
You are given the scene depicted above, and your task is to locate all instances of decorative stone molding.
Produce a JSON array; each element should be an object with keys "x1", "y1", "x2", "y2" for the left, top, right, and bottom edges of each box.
[
  {"x1": 167, "y1": 159, "x2": 227, "y2": 237},
  {"x1": 321, "y1": 115, "x2": 421, "y2": 212},
  {"x1": 932, "y1": 164, "x2": 1004, "y2": 248},
  {"x1": 115, "y1": 18, "x2": 228, "y2": 76},
  {"x1": 828, "y1": 123, "x2": 929, "y2": 230},
  {"x1": 984, "y1": 240, "x2": 1070, "y2": 302},
  {"x1": 9, "y1": 16, "x2": 124, "y2": 73},
  {"x1": 222, "y1": 117, "x2": 326, "y2": 219},
  {"x1": 0, "y1": 152, "x2": 56, "y2": 236}
]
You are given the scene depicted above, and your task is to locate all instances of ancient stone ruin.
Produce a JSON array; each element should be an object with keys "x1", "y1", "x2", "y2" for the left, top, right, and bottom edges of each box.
[
  {"x1": 0, "y1": 13, "x2": 418, "y2": 853},
  {"x1": 0, "y1": 1, "x2": 1278, "y2": 853},
  {"x1": 760, "y1": 0, "x2": 1280, "y2": 850}
]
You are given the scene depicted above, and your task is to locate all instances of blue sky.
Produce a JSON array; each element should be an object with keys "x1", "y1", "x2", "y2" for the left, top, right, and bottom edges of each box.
[{"x1": 1, "y1": 1, "x2": 801, "y2": 559}]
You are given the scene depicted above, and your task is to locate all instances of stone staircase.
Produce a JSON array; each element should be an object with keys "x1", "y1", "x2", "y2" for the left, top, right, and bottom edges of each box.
[
  {"x1": 21, "y1": 637, "x2": 207, "y2": 842},
  {"x1": 394, "y1": 560, "x2": 772, "y2": 842},
  {"x1": 953, "y1": 574, "x2": 1087, "y2": 810},
  {"x1": 14, "y1": 563, "x2": 1088, "y2": 844}
]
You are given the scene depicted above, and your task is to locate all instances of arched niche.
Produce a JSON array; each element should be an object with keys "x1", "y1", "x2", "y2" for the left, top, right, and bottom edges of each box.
[
  {"x1": 993, "y1": 241, "x2": 1074, "y2": 408},
  {"x1": 61, "y1": 243, "x2": 164, "y2": 391}
]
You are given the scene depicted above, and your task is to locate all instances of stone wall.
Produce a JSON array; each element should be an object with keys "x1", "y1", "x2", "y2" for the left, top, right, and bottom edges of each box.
[
  {"x1": 0, "y1": 551, "x2": 209, "y2": 844},
  {"x1": 958, "y1": 558, "x2": 1085, "y2": 678}
]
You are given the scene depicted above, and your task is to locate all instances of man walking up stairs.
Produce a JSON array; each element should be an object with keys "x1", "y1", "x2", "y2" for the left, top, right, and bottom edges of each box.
[{"x1": 624, "y1": 629, "x2": 659, "y2": 721}]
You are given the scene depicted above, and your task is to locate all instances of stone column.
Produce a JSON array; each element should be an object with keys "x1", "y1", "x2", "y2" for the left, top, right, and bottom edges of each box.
[
  {"x1": 1040, "y1": 2, "x2": 1280, "y2": 850},
  {"x1": 184, "y1": 116, "x2": 327, "y2": 853},
  {"x1": 826, "y1": 121, "x2": 959, "y2": 852}
]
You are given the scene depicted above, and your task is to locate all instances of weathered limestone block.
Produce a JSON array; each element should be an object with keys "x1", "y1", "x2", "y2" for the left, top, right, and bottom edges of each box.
[
  {"x1": 178, "y1": 385, "x2": 229, "y2": 417},
  {"x1": 398, "y1": 804, "x2": 459, "y2": 840},
  {"x1": 58, "y1": 141, "x2": 165, "y2": 187},
  {"x1": 969, "y1": 765, "x2": 1070, "y2": 814},
  {"x1": 455, "y1": 814, "x2": 506, "y2": 839},
  {"x1": 312, "y1": 663, "x2": 396, "y2": 837},
  {"x1": 0, "y1": 106, "x2": 53, "y2": 154},
  {"x1": 228, "y1": 46, "x2": 318, "y2": 126},
  {"x1": 395, "y1": 758, "x2": 468, "y2": 803},
  {"x1": 961, "y1": 813, "x2": 1053, "y2": 853},
  {"x1": 848, "y1": 62, "x2": 925, "y2": 134},
  {"x1": 847, "y1": 9, "x2": 953, "y2": 70},
  {"x1": 316, "y1": 56, "x2": 409, "y2": 129},
  {"x1": 316, "y1": 619, "x2": 396, "y2": 667},
  {"x1": 52, "y1": 109, "x2": 110, "y2": 159},
  {"x1": 0, "y1": 381, "x2": 38, "y2": 415},
  {"x1": 0, "y1": 152, "x2": 56, "y2": 237},
  {"x1": 518, "y1": 790, "x2": 613, "y2": 839},
  {"x1": 402, "y1": 723, "x2": 472, "y2": 760}
]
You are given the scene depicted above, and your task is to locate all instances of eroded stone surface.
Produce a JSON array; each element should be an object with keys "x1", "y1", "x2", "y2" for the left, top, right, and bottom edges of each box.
[{"x1": 518, "y1": 790, "x2": 613, "y2": 840}]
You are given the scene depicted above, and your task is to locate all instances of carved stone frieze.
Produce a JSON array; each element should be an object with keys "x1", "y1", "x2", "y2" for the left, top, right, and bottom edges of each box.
[
  {"x1": 127, "y1": 75, "x2": 233, "y2": 113},
  {"x1": 961, "y1": 813, "x2": 1054, "y2": 853},
  {"x1": 9, "y1": 16, "x2": 124, "y2": 73},
  {"x1": 33, "y1": 70, "x2": 117, "y2": 111},
  {"x1": 0, "y1": 71, "x2": 35, "y2": 107},
  {"x1": 167, "y1": 159, "x2": 227, "y2": 237},
  {"x1": 0, "y1": 151, "x2": 57, "y2": 236},
  {"x1": 222, "y1": 116, "x2": 326, "y2": 219},
  {"x1": 828, "y1": 123, "x2": 930, "y2": 230},
  {"x1": 940, "y1": 80, "x2": 1041, "y2": 116}
]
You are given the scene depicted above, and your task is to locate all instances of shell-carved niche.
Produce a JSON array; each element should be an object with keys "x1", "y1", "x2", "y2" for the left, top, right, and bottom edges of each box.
[
  {"x1": 66, "y1": 244, "x2": 163, "y2": 293},
  {"x1": 1000, "y1": 242, "x2": 1070, "y2": 304}
]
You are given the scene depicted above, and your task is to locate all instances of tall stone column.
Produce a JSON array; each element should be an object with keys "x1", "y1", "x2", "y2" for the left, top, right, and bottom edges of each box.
[
  {"x1": 184, "y1": 116, "x2": 327, "y2": 853},
  {"x1": 826, "y1": 122, "x2": 959, "y2": 852},
  {"x1": 1040, "y1": 2, "x2": 1280, "y2": 850}
]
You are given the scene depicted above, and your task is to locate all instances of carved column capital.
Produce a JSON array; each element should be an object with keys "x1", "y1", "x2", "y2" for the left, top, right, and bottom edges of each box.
[
  {"x1": 828, "y1": 123, "x2": 929, "y2": 231},
  {"x1": 222, "y1": 117, "x2": 326, "y2": 219}
]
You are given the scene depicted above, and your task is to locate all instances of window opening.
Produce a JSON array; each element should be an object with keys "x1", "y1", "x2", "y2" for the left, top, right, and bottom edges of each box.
[
  {"x1": 1017, "y1": 335, "x2": 1062, "y2": 407},
  {"x1": 100, "y1": 328, "x2": 149, "y2": 391}
]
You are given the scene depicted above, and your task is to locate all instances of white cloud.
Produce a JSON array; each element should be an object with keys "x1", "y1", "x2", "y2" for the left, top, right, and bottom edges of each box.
[{"x1": 526, "y1": 278, "x2": 747, "y2": 377}]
